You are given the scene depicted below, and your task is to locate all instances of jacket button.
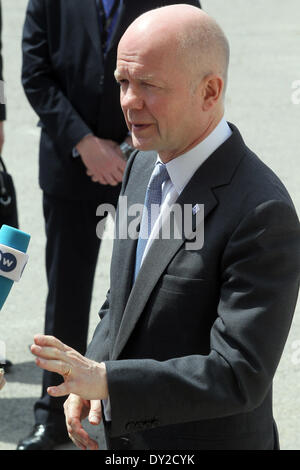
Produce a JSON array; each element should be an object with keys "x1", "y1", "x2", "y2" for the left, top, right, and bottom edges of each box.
[
  {"x1": 99, "y1": 75, "x2": 104, "y2": 86},
  {"x1": 120, "y1": 437, "x2": 130, "y2": 448}
]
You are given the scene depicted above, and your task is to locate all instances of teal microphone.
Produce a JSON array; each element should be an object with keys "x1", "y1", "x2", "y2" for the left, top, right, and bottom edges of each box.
[{"x1": 0, "y1": 225, "x2": 30, "y2": 310}]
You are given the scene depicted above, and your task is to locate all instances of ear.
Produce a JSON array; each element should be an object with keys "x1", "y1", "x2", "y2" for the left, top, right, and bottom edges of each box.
[{"x1": 201, "y1": 74, "x2": 224, "y2": 111}]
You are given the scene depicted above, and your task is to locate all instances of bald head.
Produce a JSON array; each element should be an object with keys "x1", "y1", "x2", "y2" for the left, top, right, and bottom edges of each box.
[
  {"x1": 116, "y1": 5, "x2": 230, "y2": 160},
  {"x1": 119, "y1": 4, "x2": 230, "y2": 95}
]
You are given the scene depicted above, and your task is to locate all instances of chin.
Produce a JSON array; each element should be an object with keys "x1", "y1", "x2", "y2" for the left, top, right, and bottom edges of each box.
[{"x1": 132, "y1": 139, "x2": 156, "y2": 152}]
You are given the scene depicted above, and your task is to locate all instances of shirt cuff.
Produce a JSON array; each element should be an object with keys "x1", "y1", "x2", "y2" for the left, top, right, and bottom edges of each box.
[
  {"x1": 102, "y1": 396, "x2": 112, "y2": 421},
  {"x1": 72, "y1": 133, "x2": 93, "y2": 158},
  {"x1": 72, "y1": 147, "x2": 80, "y2": 158}
]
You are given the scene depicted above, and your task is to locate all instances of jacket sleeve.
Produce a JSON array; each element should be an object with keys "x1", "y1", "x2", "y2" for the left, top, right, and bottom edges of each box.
[
  {"x1": 85, "y1": 291, "x2": 111, "y2": 363},
  {"x1": 21, "y1": 0, "x2": 92, "y2": 156},
  {"x1": 104, "y1": 200, "x2": 300, "y2": 437}
]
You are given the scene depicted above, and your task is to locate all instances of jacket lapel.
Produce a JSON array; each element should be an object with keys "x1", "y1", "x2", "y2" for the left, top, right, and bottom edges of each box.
[
  {"x1": 108, "y1": 153, "x2": 156, "y2": 349},
  {"x1": 112, "y1": 124, "x2": 246, "y2": 359}
]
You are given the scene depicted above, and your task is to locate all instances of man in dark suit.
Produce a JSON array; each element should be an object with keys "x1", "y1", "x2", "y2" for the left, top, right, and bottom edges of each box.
[
  {"x1": 31, "y1": 5, "x2": 300, "y2": 450},
  {"x1": 18, "y1": 0, "x2": 201, "y2": 450},
  {"x1": 0, "y1": 0, "x2": 5, "y2": 148}
]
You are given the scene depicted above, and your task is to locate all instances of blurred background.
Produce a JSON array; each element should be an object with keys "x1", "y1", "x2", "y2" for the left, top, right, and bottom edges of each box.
[{"x1": 0, "y1": 0, "x2": 299, "y2": 450}]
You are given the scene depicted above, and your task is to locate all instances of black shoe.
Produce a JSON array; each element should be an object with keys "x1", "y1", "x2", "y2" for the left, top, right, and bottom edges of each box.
[
  {"x1": 16, "y1": 424, "x2": 69, "y2": 450},
  {"x1": 1, "y1": 360, "x2": 12, "y2": 373}
]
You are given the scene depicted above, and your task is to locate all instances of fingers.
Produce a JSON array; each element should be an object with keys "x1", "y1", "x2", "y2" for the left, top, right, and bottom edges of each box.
[
  {"x1": 87, "y1": 167, "x2": 124, "y2": 186},
  {"x1": 87, "y1": 169, "x2": 108, "y2": 185},
  {"x1": 68, "y1": 419, "x2": 99, "y2": 451},
  {"x1": 31, "y1": 345, "x2": 64, "y2": 361},
  {"x1": 34, "y1": 357, "x2": 71, "y2": 386},
  {"x1": 31, "y1": 335, "x2": 78, "y2": 366},
  {"x1": 31, "y1": 346, "x2": 69, "y2": 372},
  {"x1": 31, "y1": 335, "x2": 74, "y2": 384},
  {"x1": 89, "y1": 399, "x2": 102, "y2": 425},
  {"x1": 91, "y1": 173, "x2": 118, "y2": 186},
  {"x1": 85, "y1": 147, "x2": 126, "y2": 186},
  {"x1": 64, "y1": 395, "x2": 100, "y2": 450},
  {"x1": 33, "y1": 334, "x2": 70, "y2": 352},
  {"x1": 113, "y1": 166, "x2": 126, "y2": 182},
  {"x1": 80, "y1": 137, "x2": 127, "y2": 186},
  {"x1": 67, "y1": 412, "x2": 99, "y2": 450}
]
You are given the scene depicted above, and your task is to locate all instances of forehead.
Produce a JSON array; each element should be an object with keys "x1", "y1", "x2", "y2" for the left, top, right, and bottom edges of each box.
[
  {"x1": 116, "y1": 29, "x2": 178, "y2": 74},
  {"x1": 115, "y1": 58, "x2": 157, "y2": 83}
]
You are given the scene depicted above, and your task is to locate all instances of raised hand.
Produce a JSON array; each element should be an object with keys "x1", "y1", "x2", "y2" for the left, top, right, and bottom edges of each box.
[{"x1": 31, "y1": 334, "x2": 108, "y2": 400}]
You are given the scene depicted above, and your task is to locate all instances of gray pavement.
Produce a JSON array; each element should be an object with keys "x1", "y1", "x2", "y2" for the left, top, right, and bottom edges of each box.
[{"x1": 0, "y1": 0, "x2": 299, "y2": 451}]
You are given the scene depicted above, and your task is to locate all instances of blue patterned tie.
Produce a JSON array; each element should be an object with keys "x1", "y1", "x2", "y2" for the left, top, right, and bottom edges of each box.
[
  {"x1": 134, "y1": 162, "x2": 170, "y2": 281},
  {"x1": 96, "y1": 0, "x2": 120, "y2": 53}
]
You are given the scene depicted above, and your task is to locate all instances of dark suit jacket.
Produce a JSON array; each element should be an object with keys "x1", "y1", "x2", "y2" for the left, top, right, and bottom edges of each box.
[
  {"x1": 21, "y1": 0, "x2": 201, "y2": 200},
  {"x1": 87, "y1": 124, "x2": 300, "y2": 450}
]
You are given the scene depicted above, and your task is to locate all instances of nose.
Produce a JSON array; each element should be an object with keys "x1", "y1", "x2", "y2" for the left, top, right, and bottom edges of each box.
[{"x1": 121, "y1": 84, "x2": 144, "y2": 111}]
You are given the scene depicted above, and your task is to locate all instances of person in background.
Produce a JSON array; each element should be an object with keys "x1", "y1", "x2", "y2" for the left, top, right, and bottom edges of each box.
[
  {"x1": 31, "y1": 5, "x2": 300, "y2": 451},
  {"x1": 0, "y1": 0, "x2": 5, "y2": 154},
  {"x1": 0, "y1": 0, "x2": 15, "y2": 377},
  {"x1": 18, "y1": 0, "x2": 201, "y2": 451}
]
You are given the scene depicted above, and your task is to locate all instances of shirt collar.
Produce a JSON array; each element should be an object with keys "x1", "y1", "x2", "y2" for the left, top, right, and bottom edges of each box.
[{"x1": 157, "y1": 118, "x2": 232, "y2": 195}]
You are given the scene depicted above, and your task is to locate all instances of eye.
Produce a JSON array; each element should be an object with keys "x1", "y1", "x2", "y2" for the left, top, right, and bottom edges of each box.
[
  {"x1": 141, "y1": 81, "x2": 154, "y2": 88},
  {"x1": 116, "y1": 78, "x2": 128, "y2": 88}
]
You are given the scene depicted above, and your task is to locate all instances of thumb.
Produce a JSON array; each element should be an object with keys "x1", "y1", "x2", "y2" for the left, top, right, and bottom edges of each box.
[
  {"x1": 88, "y1": 400, "x2": 102, "y2": 425},
  {"x1": 47, "y1": 382, "x2": 69, "y2": 397}
]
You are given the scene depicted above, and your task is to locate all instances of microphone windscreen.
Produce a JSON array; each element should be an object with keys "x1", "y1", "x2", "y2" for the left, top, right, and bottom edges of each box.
[{"x1": 0, "y1": 225, "x2": 31, "y2": 310}]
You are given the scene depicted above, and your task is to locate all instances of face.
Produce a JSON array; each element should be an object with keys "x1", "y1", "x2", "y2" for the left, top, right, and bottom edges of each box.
[{"x1": 115, "y1": 36, "x2": 203, "y2": 162}]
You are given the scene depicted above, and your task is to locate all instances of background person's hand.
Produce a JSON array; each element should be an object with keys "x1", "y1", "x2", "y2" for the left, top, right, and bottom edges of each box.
[
  {"x1": 0, "y1": 368, "x2": 5, "y2": 391},
  {"x1": 76, "y1": 134, "x2": 126, "y2": 185},
  {"x1": 31, "y1": 334, "x2": 108, "y2": 400},
  {"x1": 63, "y1": 393, "x2": 101, "y2": 450}
]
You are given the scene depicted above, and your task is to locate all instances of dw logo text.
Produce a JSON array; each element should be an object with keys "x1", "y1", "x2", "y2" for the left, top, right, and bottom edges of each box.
[{"x1": 0, "y1": 250, "x2": 17, "y2": 272}]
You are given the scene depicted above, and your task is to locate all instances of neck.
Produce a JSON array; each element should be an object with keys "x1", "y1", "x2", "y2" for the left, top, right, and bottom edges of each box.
[{"x1": 159, "y1": 112, "x2": 224, "y2": 163}]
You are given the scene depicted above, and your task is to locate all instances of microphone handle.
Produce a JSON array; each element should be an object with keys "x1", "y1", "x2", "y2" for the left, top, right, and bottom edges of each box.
[{"x1": 0, "y1": 225, "x2": 30, "y2": 310}]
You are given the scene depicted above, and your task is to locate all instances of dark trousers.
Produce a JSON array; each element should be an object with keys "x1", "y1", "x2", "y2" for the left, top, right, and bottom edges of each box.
[{"x1": 34, "y1": 191, "x2": 118, "y2": 429}]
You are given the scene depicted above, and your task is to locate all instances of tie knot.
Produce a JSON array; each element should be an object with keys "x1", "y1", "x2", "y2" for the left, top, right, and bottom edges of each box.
[
  {"x1": 102, "y1": 0, "x2": 117, "y2": 16},
  {"x1": 148, "y1": 162, "x2": 169, "y2": 191}
]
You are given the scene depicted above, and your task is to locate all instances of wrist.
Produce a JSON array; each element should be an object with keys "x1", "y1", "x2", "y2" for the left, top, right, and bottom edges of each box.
[
  {"x1": 120, "y1": 140, "x2": 135, "y2": 161},
  {"x1": 76, "y1": 133, "x2": 94, "y2": 154},
  {"x1": 98, "y1": 362, "x2": 109, "y2": 400}
]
